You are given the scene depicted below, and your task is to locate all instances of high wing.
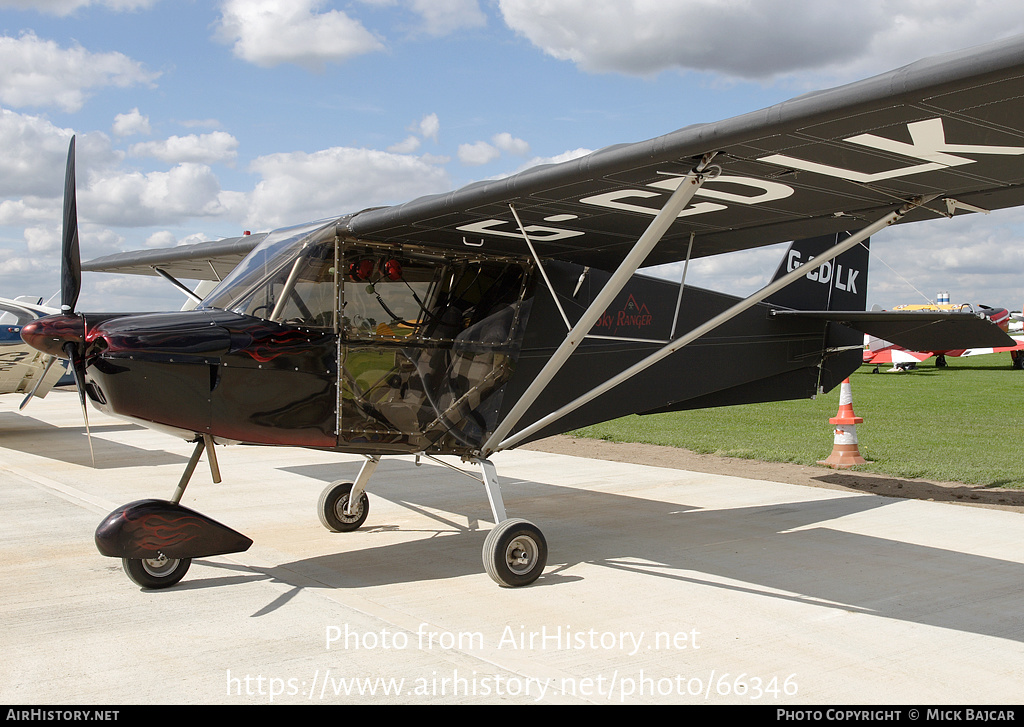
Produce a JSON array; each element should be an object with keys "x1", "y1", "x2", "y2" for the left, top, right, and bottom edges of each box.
[
  {"x1": 341, "y1": 35, "x2": 1024, "y2": 270},
  {"x1": 84, "y1": 36, "x2": 1024, "y2": 282},
  {"x1": 82, "y1": 233, "x2": 265, "y2": 281}
]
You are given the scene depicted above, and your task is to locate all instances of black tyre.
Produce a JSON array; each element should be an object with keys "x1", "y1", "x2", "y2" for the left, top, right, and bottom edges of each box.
[
  {"x1": 122, "y1": 555, "x2": 191, "y2": 589},
  {"x1": 318, "y1": 481, "x2": 369, "y2": 532},
  {"x1": 482, "y1": 518, "x2": 547, "y2": 587}
]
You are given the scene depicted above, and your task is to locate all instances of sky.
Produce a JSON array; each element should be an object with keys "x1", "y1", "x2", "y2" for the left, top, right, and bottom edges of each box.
[{"x1": 2, "y1": 0, "x2": 1024, "y2": 313}]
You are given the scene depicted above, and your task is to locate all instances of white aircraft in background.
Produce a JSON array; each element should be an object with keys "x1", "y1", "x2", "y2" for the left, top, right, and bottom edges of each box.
[{"x1": 0, "y1": 296, "x2": 69, "y2": 405}]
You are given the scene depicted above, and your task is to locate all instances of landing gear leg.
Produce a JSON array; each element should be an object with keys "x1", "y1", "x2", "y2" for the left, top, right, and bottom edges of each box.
[
  {"x1": 117, "y1": 434, "x2": 221, "y2": 589},
  {"x1": 474, "y1": 458, "x2": 546, "y2": 587},
  {"x1": 171, "y1": 434, "x2": 221, "y2": 504}
]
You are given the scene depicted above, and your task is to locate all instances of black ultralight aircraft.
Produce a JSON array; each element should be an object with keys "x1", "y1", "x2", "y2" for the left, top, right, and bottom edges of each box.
[{"x1": 22, "y1": 35, "x2": 1024, "y2": 590}]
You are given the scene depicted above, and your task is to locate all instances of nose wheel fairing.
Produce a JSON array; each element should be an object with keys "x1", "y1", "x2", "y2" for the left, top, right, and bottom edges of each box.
[{"x1": 95, "y1": 499, "x2": 253, "y2": 561}]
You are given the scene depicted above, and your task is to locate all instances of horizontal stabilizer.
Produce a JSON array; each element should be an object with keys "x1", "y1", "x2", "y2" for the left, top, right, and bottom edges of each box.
[{"x1": 771, "y1": 310, "x2": 1015, "y2": 350}]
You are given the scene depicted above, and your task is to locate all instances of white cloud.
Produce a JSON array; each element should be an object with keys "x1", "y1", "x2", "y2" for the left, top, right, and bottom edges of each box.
[
  {"x1": 112, "y1": 108, "x2": 151, "y2": 137},
  {"x1": 24, "y1": 224, "x2": 60, "y2": 254},
  {"x1": 129, "y1": 131, "x2": 240, "y2": 165},
  {"x1": 498, "y1": 0, "x2": 1024, "y2": 83},
  {"x1": 143, "y1": 230, "x2": 211, "y2": 249},
  {"x1": 457, "y1": 132, "x2": 530, "y2": 166},
  {"x1": 492, "y1": 132, "x2": 529, "y2": 156},
  {"x1": 246, "y1": 146, "x2": 451, "y2": 230},
  {"x1": 215, "y1": 0, "x2": 384, "y2": 71},
  {"x1": 143, "y1": 230, "x2": 178, "y2": 249},
  {"x1": 388, "y1": 135, "x2": 421, "y2": 154},
  {"x1": 865, "y1": 209, "x2": 1024, "y2": 310},
  {"x1": 418, "y1": 113, "x2": 440, "y2": 142},
  {"x1": 458, "y1": 140, "x2": 500, "y2": 166},
  {"x1": 0, "y1": 198, "x2": 60, "y2": 227},
  {"x1": 0, "y1": 107, "x2": 74, "y2": 197},
  {"x1": 418, "y1": 152, "x2": 450, "y2": 166},
  {"x1": 0, "y1": 32, "x2": 159, "y2": 112},
  {"x1": 389, "y1": 113, "x2": 441, "y2": 152},
  {"x1": 407, "y1": 0, "x2": 486, "y2": 36},
  {"x1": 82, "y1": 163, "x2": 245, "y2": 228},
  {"x1": 0, "y1": 109, "x2": 126, "y2": 226}
]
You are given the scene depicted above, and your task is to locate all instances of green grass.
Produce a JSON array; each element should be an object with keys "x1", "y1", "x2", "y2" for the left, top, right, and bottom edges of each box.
[{"x1": 569, "y1": 355, "x2": 1024, "y2": 488}]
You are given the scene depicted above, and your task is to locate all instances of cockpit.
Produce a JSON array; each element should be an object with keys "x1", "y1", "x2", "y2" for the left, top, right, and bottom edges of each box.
[{"x1": 198, "y1": 218, "x2": 536, "y2": 452}]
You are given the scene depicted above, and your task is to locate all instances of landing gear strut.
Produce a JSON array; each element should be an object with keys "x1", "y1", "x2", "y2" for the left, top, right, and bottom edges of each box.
[{"x1": 476, "y1": 457, "x2": 547, "y2": 587}]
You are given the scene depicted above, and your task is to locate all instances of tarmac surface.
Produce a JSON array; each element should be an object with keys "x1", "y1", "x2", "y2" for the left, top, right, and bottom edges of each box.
[{"x1": 2, "y1": 389, "x2": 1023, "y2": 705}]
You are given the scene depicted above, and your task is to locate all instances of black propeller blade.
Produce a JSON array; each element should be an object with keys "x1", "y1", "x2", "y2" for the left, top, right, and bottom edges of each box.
[
  {"x1": 65, "y1": 341, "x2": 95, "y2": 467},
  {"x1": 62, "y1": 135, "x2": 81, "y2": 315}
]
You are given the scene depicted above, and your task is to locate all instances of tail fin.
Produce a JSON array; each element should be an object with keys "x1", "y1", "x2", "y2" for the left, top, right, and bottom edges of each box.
[{"x1": 766, "y1": 232, "x2": 870, "y2": 311}]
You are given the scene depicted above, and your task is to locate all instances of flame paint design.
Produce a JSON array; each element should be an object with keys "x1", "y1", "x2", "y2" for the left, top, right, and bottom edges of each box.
[
  {"x1": 242, "y1": 326, "x2": 328, "y2": 363},
  {"x1": 127, "y1": 512, "x2": 204, "y2": 550}
]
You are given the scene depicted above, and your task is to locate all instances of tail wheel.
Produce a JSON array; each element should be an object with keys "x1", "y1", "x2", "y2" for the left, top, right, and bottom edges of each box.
[
  {"x1": 122, "y1": 555, "x2": 191, "y2": 589},
  {"x1": 483, "y1": 519, "x2": 547, "y2": 587},
  {"x1": 318, "y1": 481, "x2": 370, "y2": 532}
]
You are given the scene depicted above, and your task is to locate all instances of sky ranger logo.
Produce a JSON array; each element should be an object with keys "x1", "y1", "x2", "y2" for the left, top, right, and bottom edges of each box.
[{"x1": 594, "y1": 294, "x2": 653, "y2": 334}]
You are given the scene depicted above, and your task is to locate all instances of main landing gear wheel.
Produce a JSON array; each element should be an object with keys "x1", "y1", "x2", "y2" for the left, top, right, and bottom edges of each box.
[
  {"x1": 483, "y1": 518, "x2": 547, "y2": 587},
  {"x1": 122, "y1": 555, "x2": 191, "y2": 589},
  {"x1": 318, "y1": 481, "x2": 369, "y2": 532}
]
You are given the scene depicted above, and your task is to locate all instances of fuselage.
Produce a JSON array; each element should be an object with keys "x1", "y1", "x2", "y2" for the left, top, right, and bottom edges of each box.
[{"x1": 22, "y1": 222, "x2": 863, "y2": 456}]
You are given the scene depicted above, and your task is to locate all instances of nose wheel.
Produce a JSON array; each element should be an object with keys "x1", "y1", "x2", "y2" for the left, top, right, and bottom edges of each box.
[
  {"x1": 122, "y1": 555, "x2": 191, "y2": 589},
  {"x1": 483, "y1": 518, "x2": 547, "y2": 587}
]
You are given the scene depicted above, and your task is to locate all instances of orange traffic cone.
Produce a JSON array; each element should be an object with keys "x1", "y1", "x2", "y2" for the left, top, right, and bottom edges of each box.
[{"x1": 818, "y1": 378, "x2": 870, "y2": 468}]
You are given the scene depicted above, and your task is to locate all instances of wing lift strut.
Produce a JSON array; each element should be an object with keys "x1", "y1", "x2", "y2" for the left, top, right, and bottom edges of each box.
[
  {"x1": 485, "y1": 193, "x2": 934, "y2": 457},
  {"x1": 448, "y1": 152, "x2": 735, "y2": 586},
  {"x1": 449, "y1": 185, "x2": 936, "y2": 586}
]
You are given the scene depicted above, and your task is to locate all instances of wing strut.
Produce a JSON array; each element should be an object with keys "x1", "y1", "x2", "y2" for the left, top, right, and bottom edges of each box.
[
  {"x1": 510, "y1": 204, "x2": 572, "y2": 332},
  {"x1": 488, "y1": 195, "x2": 935, "y2": 456},
  {"x1": 480, "y1": 153, "x2": 721, "y2": 456},
  {"x1": 154, "y1": 267, "x2": 204, "y2": 304}
]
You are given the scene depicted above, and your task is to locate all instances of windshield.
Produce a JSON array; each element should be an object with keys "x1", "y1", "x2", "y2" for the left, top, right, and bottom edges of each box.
[{"x1": 200, "y1": 218, "x2": 339, "y2": 317}]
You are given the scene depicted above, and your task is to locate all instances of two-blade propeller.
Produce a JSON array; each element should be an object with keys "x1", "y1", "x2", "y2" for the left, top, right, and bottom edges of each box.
[{"x1": 23, "y1": 136, "x2": 94, "y2": 465}]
